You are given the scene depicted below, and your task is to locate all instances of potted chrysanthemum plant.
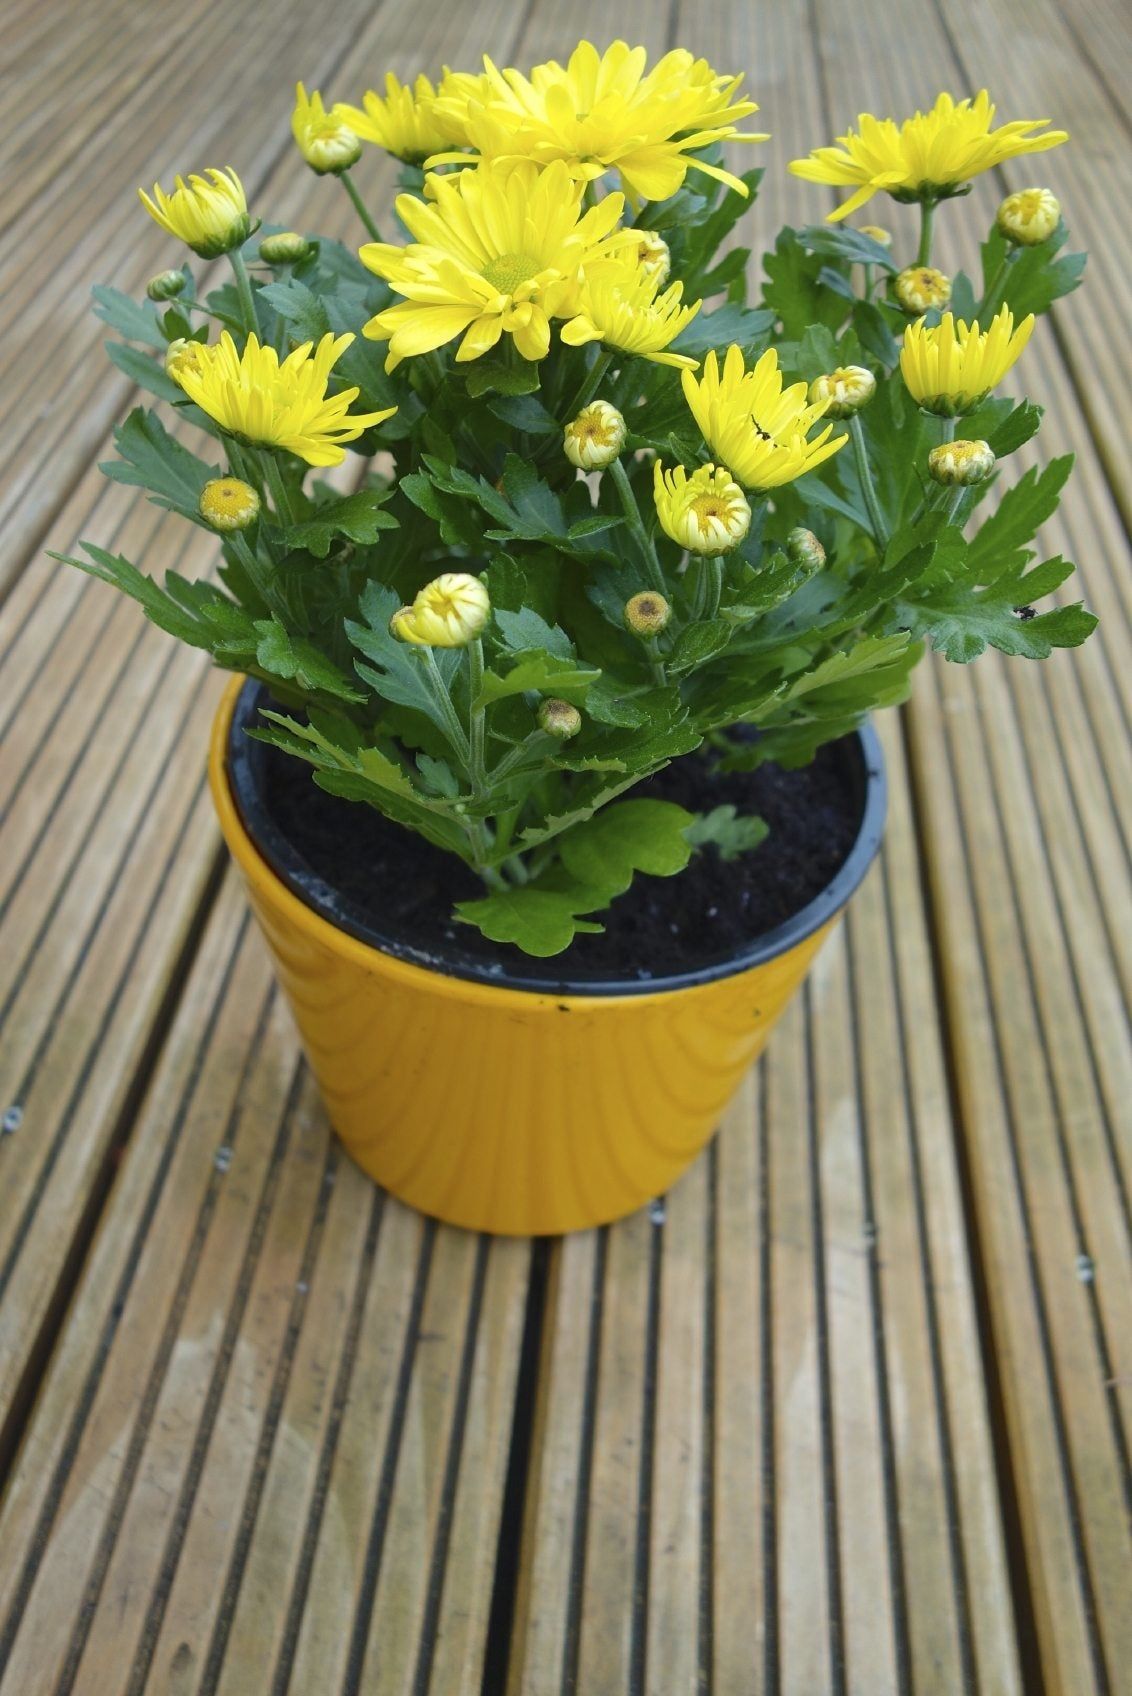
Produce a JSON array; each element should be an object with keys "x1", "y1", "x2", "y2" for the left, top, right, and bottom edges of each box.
[{"x1": 58, "y1": 48, "x2": 1092, "y2": 1232}]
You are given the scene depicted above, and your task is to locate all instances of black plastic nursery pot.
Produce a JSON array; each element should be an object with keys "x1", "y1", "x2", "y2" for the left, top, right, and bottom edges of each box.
[{"x1": 209, "y1": 675, "x2": 887, "y2": 1234}]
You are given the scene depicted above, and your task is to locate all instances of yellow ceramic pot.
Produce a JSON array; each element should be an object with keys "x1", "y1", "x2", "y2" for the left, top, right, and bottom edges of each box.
[{"x1": 209, "y1": 677, "x2": 885, "y2": 1235}]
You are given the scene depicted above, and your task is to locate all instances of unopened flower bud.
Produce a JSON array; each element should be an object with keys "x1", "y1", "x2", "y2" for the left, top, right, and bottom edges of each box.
[
  {"x1": 199, "y1": 477, "x2": 261, "y2": 531},
  {"x1": 293, "y1": 83, "x2": 362, "y2": 174},
  {"x1": 537, "y1": 698, "x2": 582, "y2": 739},
  {"x1": 391, "y1": 572, "x2": 490, "y2": 647},
  {"x1": 996, "y1": 187, "x2": 1060, "y2": 247},
  {"x1": 624, "y1": 591, "x2": 671, "y2": 638},
  {"x1": 564, "y1": 399, "x2": 626, "y2": 470},
  {"x1": 259, "y1": 231, "x2": 314, "y2": 266},
  {"x1": 786, "y1": 527, "x2": 826, "y2": 569},
  {"x1": 927, "y1": 438, "x2": 996, "y2": 487},
  {"x1": 894, "y1": 265, "x2": 952, "y2": 314},
  {"x1": 165, "y1": 337, "x2": 208, "y2": 386},
  {"x1": 809, "y1": 365, "x2": 876, "y2": 418},
  {"x1": 858, "y1": 224, "x2": 892, "y2": 249},
  {"x1": 634, "y1": 230, "x2": 671, "y2": 285},
  {"x1": 147, "y1": 269, "x2": 187, "y2": 301},
  {"x1": 653, "y1": 462, "x2": 751, "y2": 554}
]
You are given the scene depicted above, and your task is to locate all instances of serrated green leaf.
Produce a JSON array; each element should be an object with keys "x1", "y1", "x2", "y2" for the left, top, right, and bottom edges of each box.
[
  {"x1": 91, "y1": 285, "x2": 167, "y2": 348},
  {"x1": 254, "y1": 621, "x2": 365, "y2": 700},
  {"x1": 686, "y1": 805, "x2": 769, "y2": 860},
  {"x1": 454, "y1": 887, "x2": 605, "y2": 956},
  {"x1": 559, "y1": 798, "x2": 693, "y2": 893},
  {"x1": 99, "y1": 408, "x2": 220, "y2": 519},
  {"x1": 476, "y1": 650, "x2": 601, "y2": 708},
  {"x1": 966, "y1": 457, "x2": 1073, "y2": 576},
  {"x1": 282, "y1": 488, "x2": 398, "y2": 559}
]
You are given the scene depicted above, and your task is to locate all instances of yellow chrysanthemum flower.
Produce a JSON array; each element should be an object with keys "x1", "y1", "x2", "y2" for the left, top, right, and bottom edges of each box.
[
  {"x1": 633, "y1": 230, "x2": 672, "y2": 285},
  {"x1": 292, "y1": 83, "x2": 361, "y2": 174},
  {"x1": 564, "y1": 400, "x2": 626, "y2": 470},
  {"x1": 339, "y1": 73, "x2": 462, "y2": 164},
  {"x1": 176, "y1": 331, "x2": 395, "y2": 466},
  {"x1": 894, "y1": 265, "x2": 952, "y2": 314},
  {"x1": 390, "y1": 573, "x2": 490, "y2": 646},
  {"x1": 561, "y1": 257, "x2": 699, "y2": 369},
  {"x1": 428, "y1": 39, "x2": 768, "y2": 201},
  {"x1": 360, "y1": 161, "x2": 625, "y2": 369},
  {"x1": 165, "y1": 337, "x2": 208, "y2": 386},
  {"x1": 789, "y1": 92, "x2": 1068, "y2": 221},
  {"x1": 900, "y1": 306, "x2": 1035, "y2": 416},
  {"x1": 139, "y1": 167, "x2": 250, "y2": 258},
  {"x1": 653, "y1": 462, "x2": 751, "y2": 554},
  {"x1": 809, "y1": 365, "x2": 876, "y2": 418},
  {"x1": 927, "y1": 439, "x2": 996, "y2": 486},
  {"x1": 681, "y1": 345, "x2": 845, "y2": 492},
  {"x1": 997, "y1": 187, "x2": 1060, "y2": 246}
]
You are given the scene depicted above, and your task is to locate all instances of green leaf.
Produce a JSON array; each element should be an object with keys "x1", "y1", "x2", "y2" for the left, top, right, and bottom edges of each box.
[
  {"x1": 493, "y1": 605, "x2": 572, "y2": 657},
  {"x1": 966, "y1": 456, "x2": 1073, "y2": 577},
  {"x1": 99, "y1": 407, "x2": 220, "y2": 520},
  {"x1": 762, "y1": 229, "x2": 850, "y2": 339},
  {"x1": 91, "y1": 285, "x2": 167, "y2": 348},
  {"x1": 49, "y1": 544, "x2": 220, "y2": 648},
  {"x1": 465, "y1": 356, "x2": 542, "y2": 398},
  {"x1": 104, "y1": 340, "x2": 197, "y2": 407},
  {"x1": 476, "y1": 650, "x2": 601, "y2": 707},
  {"x1": 671, "y1": 303, "x2": 775, "y2": 357},
  {"x1": 558, "y1": 799, "x2": 693, "y2": 894},
  {"x1": 254, "y1": 621, "x2": 365, "y2": 700},
  {"x1": 667, "y1": 618, "x2": 732, "y2": 675},
  {"x1": 454, "y1": 887, "x2": 606, "y2": 956},
  {"x1": 798, "y1": 224, "x2": 898, "y2": 273},
  {"x1": 282, "y1": 488, "x2": 398, "y2": 559},
  {"x1": 257, "y1": 279, "x2": 332, "y2": 343},
  {"x1": 980, "y1": 222, "x2": 1086, "y2": 318},
  {"x1": 686, "y1": 805, "x2": 769, "y2": 860}
]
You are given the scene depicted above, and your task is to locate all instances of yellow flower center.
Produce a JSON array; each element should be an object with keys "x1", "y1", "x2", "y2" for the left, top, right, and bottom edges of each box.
[
  {"x1": 481, "y1": 250, "x2": 542, "y2": 295},
  {"x1": 1012, "y1": 189, "x2": 1047, "y2": 221},
  {"x1": 690, "y1": 494, "x2": 731, "y2": 532}
]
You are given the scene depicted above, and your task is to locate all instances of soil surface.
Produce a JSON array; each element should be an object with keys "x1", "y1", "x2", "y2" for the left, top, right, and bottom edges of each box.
[{"x1": 241, "y1": 706, "x2": 864, "y2": 989}]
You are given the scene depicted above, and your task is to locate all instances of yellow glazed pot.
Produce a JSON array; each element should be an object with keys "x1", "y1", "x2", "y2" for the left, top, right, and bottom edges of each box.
[{"x1": 209, "y1": 677, "x2": 886, "y2": 1235}]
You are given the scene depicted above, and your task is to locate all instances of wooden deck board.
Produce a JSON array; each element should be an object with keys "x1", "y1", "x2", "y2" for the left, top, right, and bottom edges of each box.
[{"x1": 0, "y1": 0, "x2": 1129, "y2": 1690}]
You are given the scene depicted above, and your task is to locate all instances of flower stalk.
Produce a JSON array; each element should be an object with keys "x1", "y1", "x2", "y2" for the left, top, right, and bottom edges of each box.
[{"x1": 849, "y1": 415, "x2": 888, "y2": 547}]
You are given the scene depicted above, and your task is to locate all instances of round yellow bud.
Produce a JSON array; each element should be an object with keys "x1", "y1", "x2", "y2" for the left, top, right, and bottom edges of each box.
[
  {"x1": 259, "y1": 231, "x2": 314, "y2": 266},
  {"x1": 634, "y1": 230, "x2": 671, "y2": 286},
  {"x1": 996, "y1": 187, "x2": 1060, "y2": 247},
  {"x1": 147, "y1": 269, "x2": 187, "y2": 301},
  {"x1": 809, "y1": 365, "x2": 876, "y2": 419},
  {"x1": 786, "y1": 527, "x2": 827, "y2": 570},
  {"x1": 199, "y1": 477, "x2": 261, "y2": 531},
  {"x1": 927, "y1": 439, "x2": 996, "y2": 487},
  {"x1": 564, "y1": 400, "x2": 626, "y2": 470},
  {"x1": 165, "y1": 337, "x2": 208, "y2": 386},
  {"x1": 858, "y1": 225, "x2": 892, "y2": 249},
  {"x1": 537, "y1": 698, "x2": 582, "y2": 739},
  {"x1": 894, "y1": 266, "x2": 952, "y2": 314},
  {"x1": 624, "y1": 591, "x2": 672, "y2": 638},
  {"x1": 391, "y1": 572, "x2": 490, "y2": 647},
  {"x1": 653, "y1": 462, "x2": 751, "y2": 555}
]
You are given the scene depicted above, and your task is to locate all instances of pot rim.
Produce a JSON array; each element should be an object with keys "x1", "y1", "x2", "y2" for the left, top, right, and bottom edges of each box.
[{"x1": 211, "y1": 674, "x2": 887, "y2": 1004}]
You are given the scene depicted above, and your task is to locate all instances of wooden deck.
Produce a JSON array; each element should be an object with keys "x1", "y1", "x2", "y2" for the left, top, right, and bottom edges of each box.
[{"x1": 0, "y1": 0, "x2": 1129, "y2": 1690}]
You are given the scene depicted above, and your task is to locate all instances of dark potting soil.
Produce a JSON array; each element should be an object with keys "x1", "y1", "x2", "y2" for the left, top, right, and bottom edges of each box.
[{"x1": 247, "y1": 718, "x2": 862, "y2": 987}]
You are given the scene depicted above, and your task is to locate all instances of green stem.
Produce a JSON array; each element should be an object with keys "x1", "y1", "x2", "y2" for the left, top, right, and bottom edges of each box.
[
  {"x1": 706, "y1": 555, "x2": 724, "y2": 619},
  {"x1": 229, "y1": 530, "x2": 287, "y2": 622},
  {"x1": 421, "y1": 647, "x2": 472, "y2": 766},
  {"x1": 228, "y1": 247, "x2": 259, "y2": 337},
  {"x1": 261, "y1": 452, "x2": 297, "y2": 526},
  {"x1": 341, "y1": 171, "x2": 381, "y2": 242},
  {"x1": 848, "y1": 415, "x2": 889, "y2": 548},
  {"x1": 979, "y1": 253, "x2": 1012, "y2": 322},
  {"x1": 916, "y1": 199, "x2": 936, "y2": 268},
  {"x1": 863, "y1": 261, "x2": 874, "y2": 303},
  {"x1": 467, "y1": 638, "x2": 487, "y2": 793},
  {"x1": 609, "y1": 457, "x2": 666, "y2": 593},
  {"x1": 564, "y1": 348, "x2": 614, "y2": 420},
  {"x1": 644, "y1": 637, "x2": 667, "y2": 687},
  {"x1": 940, "y1": 416, "x2": 958, "y2": 444}
]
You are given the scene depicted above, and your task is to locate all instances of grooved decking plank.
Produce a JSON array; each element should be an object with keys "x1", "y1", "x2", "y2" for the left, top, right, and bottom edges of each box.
[
  {"x1": 0, "y1": 877, "x2": 530, "y2": 1696},
  {"x1": 512, "y1": 710, "x2": 1019, "y2": 1695},
  {"x1": 808, "y1": 4, "x2": 1132, "y2": 1691},
  {"x1": 0, "y1": 0, "x2": 523, "y2": 1453}
]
